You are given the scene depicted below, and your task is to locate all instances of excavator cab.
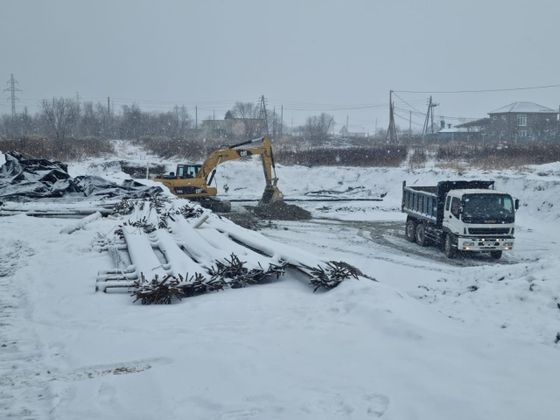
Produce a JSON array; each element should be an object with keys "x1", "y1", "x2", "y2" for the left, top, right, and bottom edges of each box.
[{"x1": 176, "y1": 164, "x2": 201, "y2": 179}]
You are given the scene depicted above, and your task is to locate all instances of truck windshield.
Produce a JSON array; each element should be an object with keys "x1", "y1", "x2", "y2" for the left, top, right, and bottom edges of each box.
[{"x1": 461, "y1": 194, "x2": 514, "y2": 224}]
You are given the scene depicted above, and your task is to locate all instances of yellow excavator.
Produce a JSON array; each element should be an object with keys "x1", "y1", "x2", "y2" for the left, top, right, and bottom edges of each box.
[{"x1": 154, "y1": 136, "x2": 283, "y2": 212}]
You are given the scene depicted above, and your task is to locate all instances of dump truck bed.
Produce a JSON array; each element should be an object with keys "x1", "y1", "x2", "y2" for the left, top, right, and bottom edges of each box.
[{"x1": 402, "y1": 180, "x2": 495, "y2": 226}]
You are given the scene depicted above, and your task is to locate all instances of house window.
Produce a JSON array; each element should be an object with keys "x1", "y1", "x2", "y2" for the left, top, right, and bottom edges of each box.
[
  {"x1": 517, "y1": 114, "x2": 527, "y2": 127},
  {"x1": 519, "y1": 129, "x2": 528, "y2": 138}
]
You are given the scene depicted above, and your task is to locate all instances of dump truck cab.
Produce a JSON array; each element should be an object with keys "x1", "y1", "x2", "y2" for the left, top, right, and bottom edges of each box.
[{"x1": 442, "y1": 189, "x2": 517, "y2": 254}]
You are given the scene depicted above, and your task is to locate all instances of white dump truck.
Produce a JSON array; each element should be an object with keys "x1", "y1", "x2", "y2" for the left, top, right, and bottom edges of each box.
[{"x1": 401, "y1": 180, "x2": 519, "y2": 259}]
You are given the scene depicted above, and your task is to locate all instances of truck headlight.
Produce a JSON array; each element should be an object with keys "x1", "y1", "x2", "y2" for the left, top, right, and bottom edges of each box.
[
  {"x1": 504, "y1": 242, "x2": 513, "y2": 247},
  {"x1": 462, "y1": 241, "x2": 475, "y2": 248}
]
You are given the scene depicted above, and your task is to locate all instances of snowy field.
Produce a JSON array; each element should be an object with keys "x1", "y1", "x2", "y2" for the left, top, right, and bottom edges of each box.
[{"x1": 2, "y1": 142, "x2": 560, "y2": 419}]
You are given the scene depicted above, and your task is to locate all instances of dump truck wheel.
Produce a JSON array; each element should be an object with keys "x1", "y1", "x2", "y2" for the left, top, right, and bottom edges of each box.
[
  {"x1": 490, "y1": 251, "x2": 502, "y2": 260},
  {"x1": 444, "y1": 233, "x2": 456, "y2": 258},
  {"x1": 415, "y1": 223, "x2": 428, "y2": 247},
  {"x1": 405, "y1": 219, "x2": 416, "y2": 242}
]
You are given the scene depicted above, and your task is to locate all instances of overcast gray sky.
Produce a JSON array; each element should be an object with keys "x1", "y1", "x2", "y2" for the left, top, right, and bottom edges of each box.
[{"x1": 1, "y1": 0, "x2": 559, "y2": 133}]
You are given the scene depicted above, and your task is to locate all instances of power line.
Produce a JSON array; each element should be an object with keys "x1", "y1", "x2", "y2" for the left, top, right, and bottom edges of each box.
[
  {"x1": 394, "y1": 106, "x2": 426, "y2": 118},
  {"x1": 392, "y1": 92, "x2": 423, "y2": 113},
  {"x1": 111, "y1": 96, "x2": 238, "y2": 105},
  {"x1": 394, "y1": 111, "x2": 424, "y2": 128},
  {"x1": 2, "y1": 92, "x2": 390, "y2": 115},
  {"x1": 269, "y1": 98, "x2": 385, "y2": 107},
  {"x1": 395, "y1": 82, "x2": 560, "y2": 95},
  {"x1": 394, "y1": 106, "x2": 480, "y2": 122},
  {"x1": 281, "y1": 103, "x2": 387, "y2": 112},
  {"x1": 435, "y1": 114, "x2": 481, "y2": 122}
]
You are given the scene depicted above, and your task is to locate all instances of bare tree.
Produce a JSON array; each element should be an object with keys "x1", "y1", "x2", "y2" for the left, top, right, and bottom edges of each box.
[
  {"x1": 119, "y1": 104, "x2": 145, "y2": 139},
  {"x1": 303, "y1": 113, "x2": 335, "y2": 143},
  {"x1": 227, "y1": 102, "x2": 266, "y2": 139},
  {"x1": 229, "y1": 102, "x2": 258, "y2": 119},
  {"x1": 175, "y1": 105, "x2": 191, "y2": 135},
  {"x1": 78, "y1": 102, "x2": 103, "y2": 138},
  {"x1": 40, "y1": 97, "x2": 80, "y2": 141},
  {"x1": 95, "y1": 102, "x2": 113, "y2": 138}
]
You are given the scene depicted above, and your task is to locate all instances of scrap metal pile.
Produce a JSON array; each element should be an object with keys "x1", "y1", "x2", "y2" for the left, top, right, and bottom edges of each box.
[
  {"x1": 93, "y1": 197, "x2": 362, "y2": 304},
  {"x1": 0, "y1": 151, "x2": 161, "y2": 201}
]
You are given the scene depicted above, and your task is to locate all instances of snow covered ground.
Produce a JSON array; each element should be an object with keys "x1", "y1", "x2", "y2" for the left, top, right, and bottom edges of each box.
[{"x1": 1, "y1": 142, "x2": 560, "y2": 419}]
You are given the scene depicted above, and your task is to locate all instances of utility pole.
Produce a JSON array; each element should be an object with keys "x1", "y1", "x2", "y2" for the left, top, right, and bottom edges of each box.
[
  {"x1": 259, "y1": 95, "x2": 269, "y2": 135},
  {"x1": 75, "y1": 91, "x2": 81, "y2": 114},
  {"x1": 346, "y1": 114, "x2": 349, "y2": 133},
  {"x1": 106, "y1": 96, "x2": 112, "y2": 138},
  {"x1": 557, "y1": 105, "x2": 560, "y2": 138},
  {"x1": 4, "y1": 74, "x2": 21, "y2": 118},
  {"x1": 422, "y1": 96, "x2": 439, "y2": 138},
  {"x1": 272, "y1": 106, "x2": 276, "y2": 138},
  {"x1": 385, "y1": 90, "x2": 398, "y2": 142},
  {"x1": 422, "y1": 96, "x2": 431, "y2": 137},
  {"x1": 430, "y1": 102, "x2": 438, "y2": 134},
  {"x1": 280, "y1": 105, "x2": 284, "y2": 138},
  {"x1": 195, "y1": 105, "x2": 198, "y2": 129},
  {"x1": 409, "y1": 110, "x2": 412, "y2": 135}
]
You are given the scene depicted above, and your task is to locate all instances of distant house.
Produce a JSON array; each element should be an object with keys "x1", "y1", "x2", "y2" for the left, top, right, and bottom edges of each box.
[
  {"x1": 455, "y1": 117, "x2": 490, "y2": 134},
  {"x1": 436, "y1": 126, "x2": 475, "y2": 142},
  {"x1": 339, "y1": 125, "x2": 367, "y2": 138},
  {"x1": 437, "y1": 102, "x2": 558, "y2": 142},
  {"x1": 486, "y1": 102, "x2": 558, "y2": 141},
  {"x1": 435, "y1": 118, "x2": 488, "y2": 141}
]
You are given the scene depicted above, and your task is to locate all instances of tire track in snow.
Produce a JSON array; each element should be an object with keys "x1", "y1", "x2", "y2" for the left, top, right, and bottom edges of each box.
[
  {"x1": 0, "y1": 357, "x2": 171, "y2": 386},
  {"x1": 311, "y1": 218, "x2": 523, "y2": 268}
]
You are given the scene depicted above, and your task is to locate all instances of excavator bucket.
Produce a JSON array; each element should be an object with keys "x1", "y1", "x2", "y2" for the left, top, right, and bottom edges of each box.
[
  {"x1": 255, "y1": 181, "x2": 311, "y2": 220},
  {"x1": 259, "y1": 184, "x2": 284, "y2": 206}
]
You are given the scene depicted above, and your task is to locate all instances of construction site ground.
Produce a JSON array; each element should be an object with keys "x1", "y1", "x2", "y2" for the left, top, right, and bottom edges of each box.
[{"x1": 2, "y1": 143, "x2": 560, "y2": 420}]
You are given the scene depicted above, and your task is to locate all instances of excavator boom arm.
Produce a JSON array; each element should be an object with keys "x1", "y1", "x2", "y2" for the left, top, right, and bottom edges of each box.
[
  {"x1": 199, "y1": 137, "x2": 276, "y2": 187},
  {"x1": 154, "y1": 136, "x2": 282, "y2": 206}
]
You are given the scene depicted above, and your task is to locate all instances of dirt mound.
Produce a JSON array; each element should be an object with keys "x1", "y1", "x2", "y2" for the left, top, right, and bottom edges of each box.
[{"x1": 251, "y1": 201, "x2": 311, "y2": 221}]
